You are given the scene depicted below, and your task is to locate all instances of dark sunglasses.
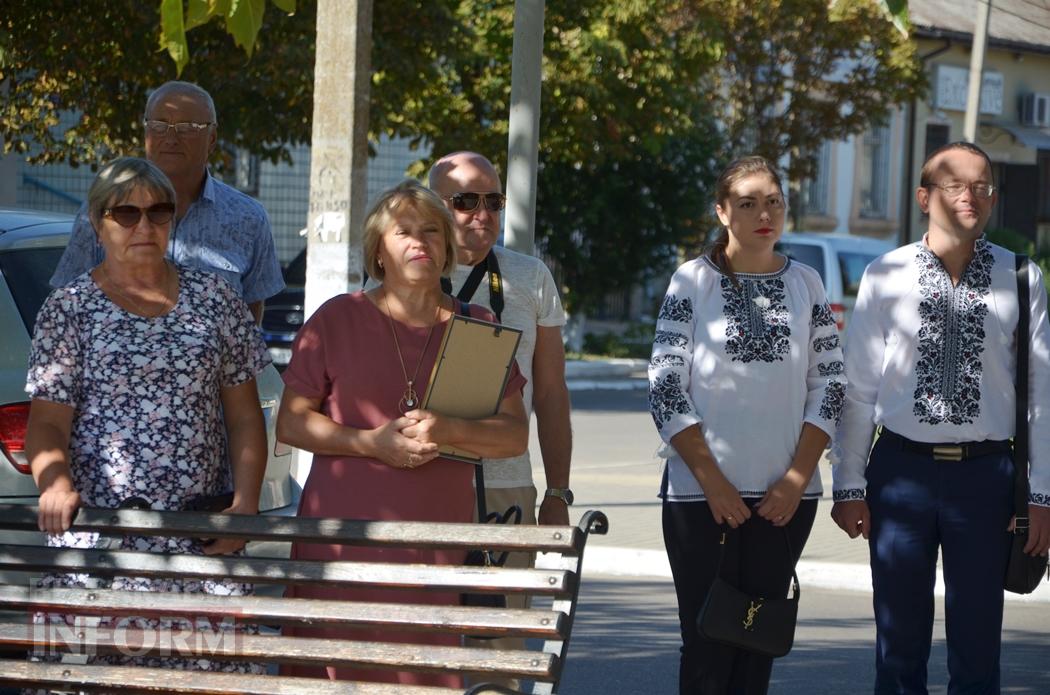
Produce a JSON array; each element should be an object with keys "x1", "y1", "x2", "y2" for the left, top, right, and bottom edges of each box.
[
  {"x1": 445, "y1": 192, "x2": 506, "y2": 213},
  {"x1": 102, "y1": 203, "x2": 176, "y2": 228}
]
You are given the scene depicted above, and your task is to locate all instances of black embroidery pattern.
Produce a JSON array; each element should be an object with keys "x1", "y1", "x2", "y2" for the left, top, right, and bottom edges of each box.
[
  {"x1": 812, "y1": 303, "x2": 836, "y2": 328},
  {"x1": 650, "y1": 354, "x2": 685, "y2": 368},
  {"x1": 912, "y1": 241, "x2": 993, "y2": 425},
  {"x1": 819, "y1": 380, "x2": 846, "y2": 424},
  {"x1": 1031, "y1": 492, "x2": 1050, "y2": 506},
  {"x1": 658, "y1": 295, "x2": 693, "y2": 323},
  {"x1": 654, "y1": 330, "x2": 688, "y2": 349},
  {"x1": 813, "y1": 335, "x2": 841, "y2": 353},
  {"x1": 649, "y1": 373, "x2": 691, "y2": 431},
  {"x1": 818, "y1": 361, "x2": 844, "y2": 377},
  {"x1": 833, "y1": 489, "x2": 865, "y2": 502},
  {"x1": 721, "y1": 277, "x2": 791, "y2": 363}
]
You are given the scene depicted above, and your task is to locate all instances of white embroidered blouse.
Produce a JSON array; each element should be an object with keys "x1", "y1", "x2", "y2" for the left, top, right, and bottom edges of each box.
[
  {"x1": 831, "y1": 238, "x2": 1050, "y2": 507},
  {"x1": 648, "y1": 255, "x2": 847, "y2": 502}
]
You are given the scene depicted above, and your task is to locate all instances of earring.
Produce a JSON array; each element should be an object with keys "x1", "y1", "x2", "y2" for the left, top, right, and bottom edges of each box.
[{"x1": 378, "y1": 259, "x2": 384, "y2": 269}]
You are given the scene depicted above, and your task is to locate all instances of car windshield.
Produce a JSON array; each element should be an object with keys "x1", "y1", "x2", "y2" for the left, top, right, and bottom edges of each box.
[
  {"x1": 778, "y1": 244, "x2": 825, "y2": 285},
  {"x1": 838, "y1": 252, "x2": 879, "y2": 297},
  {"x1": 0, "y1": 247, "x2": 66, "y2": 332}
]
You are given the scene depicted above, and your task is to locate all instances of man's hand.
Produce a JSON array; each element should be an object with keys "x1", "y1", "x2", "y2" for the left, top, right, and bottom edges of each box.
[
  {"x1": 538, "y1": 496, "x2": 570, "y2": 526},
  {"x1": 1023, "y1": 504, "x2": 1050, "y2": 557},
  {"x1": 831, "y1": 500, "x2": 871, "y2": 539}
]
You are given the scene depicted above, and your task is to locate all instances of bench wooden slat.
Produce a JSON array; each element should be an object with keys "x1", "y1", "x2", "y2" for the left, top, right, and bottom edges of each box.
[
  {"x1": 0, "y1": 505, "x2": 585, "y2": 553},
  {"x1": 0, "y1": 546, "x2": 575, "y2": 596},
  {"x1": 0, "y1": 660, "x2": 466, "y2": 694},
  {"x1": 0, "y1": 585, "x2": 566, "y2": 639},
  {"x1": 0, "y1": 622, "x2": 560, "y2": 680}
]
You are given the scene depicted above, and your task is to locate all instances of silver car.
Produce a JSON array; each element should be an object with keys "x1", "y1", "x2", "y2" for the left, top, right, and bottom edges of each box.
[{"x1": 0, "y1": 207, "x2": 297, "y2": 528}]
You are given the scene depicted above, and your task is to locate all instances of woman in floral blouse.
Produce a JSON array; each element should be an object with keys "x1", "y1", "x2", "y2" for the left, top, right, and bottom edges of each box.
[
  {"x1": 648, "y1": 156, "x2": 846, "y2": 694},
  {"x1": 24, "y1": 156, "x2": 269, "y2": 675}
]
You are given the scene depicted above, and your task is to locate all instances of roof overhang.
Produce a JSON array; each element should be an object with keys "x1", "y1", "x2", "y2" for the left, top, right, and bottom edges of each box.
[{"x1": 982, "y1": 121, "x2": 1050, "y2": 150}]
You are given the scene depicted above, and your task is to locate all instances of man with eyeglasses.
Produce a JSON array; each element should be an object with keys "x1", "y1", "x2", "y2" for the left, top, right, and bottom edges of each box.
[
  {"x1": 51, "y1": 81, "x2": 283, "y2": 322},
  {"x1": 428, "y1": 151, "x2": 572, "y2": 687},
  {"x1": 831, "y1": 141, "x2": 1050, "y2": 694}
]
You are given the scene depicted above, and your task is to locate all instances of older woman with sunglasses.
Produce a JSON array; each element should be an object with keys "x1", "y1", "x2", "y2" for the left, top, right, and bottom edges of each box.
[{"x1": 24, "y1": 156, "x2": 269, "y2": 675}]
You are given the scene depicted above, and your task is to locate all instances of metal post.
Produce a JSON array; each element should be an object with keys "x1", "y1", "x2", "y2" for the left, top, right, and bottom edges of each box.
[
  {"x1": 504, "y1": 0, "x2": 545, "y2": 255},
  {"x1": 963, "y1": 0, "x2": 992, "y2": 143},
  {"x1": 304, "y1": 0, "x2": 373, "y2": 318}
]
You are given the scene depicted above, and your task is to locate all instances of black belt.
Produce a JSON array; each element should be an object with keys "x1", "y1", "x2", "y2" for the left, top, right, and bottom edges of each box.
[{"x1": 881, "y1": 428, "x2": 1012, "y2": 462}]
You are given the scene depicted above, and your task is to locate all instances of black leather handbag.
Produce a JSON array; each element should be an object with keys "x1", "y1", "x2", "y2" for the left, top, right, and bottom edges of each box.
[
  {"x1": 1005, "y1": 255, "x2": 1050, "y2": 595},
  {"x1": 697, "y1": 528, "x2": 800, "y2": 658}
]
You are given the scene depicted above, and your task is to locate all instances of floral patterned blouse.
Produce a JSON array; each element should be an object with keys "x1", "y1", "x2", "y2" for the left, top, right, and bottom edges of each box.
[
  {"x1": 648, "y1": 256, "x2": 846, "y2": 502},
  {"x1": 24, "y1": 266, "x2": 269, "y2": 674}
]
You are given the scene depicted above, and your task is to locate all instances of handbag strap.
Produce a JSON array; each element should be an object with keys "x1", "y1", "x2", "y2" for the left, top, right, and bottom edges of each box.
[
  {"x1": 1014, "y1": 254, "x2": 1031, "y2": 523},
  {"x1": 714, "y1": 526, "x2": 800, "y2": 600}
]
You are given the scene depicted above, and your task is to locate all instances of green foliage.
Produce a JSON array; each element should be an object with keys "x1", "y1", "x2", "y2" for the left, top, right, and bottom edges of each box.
[
  {"x1": 985, "y1": 228, "x2": 1050, "y2": 294},
  {"x1": 701, "y1": 0, "x2": 926, "y2": 185},
  {"x1": 161, "y1": 0, "x2": 293, "y2": 74},
  {"x1": 582, "y1": 321, "x2": 655, "y2": 359}
]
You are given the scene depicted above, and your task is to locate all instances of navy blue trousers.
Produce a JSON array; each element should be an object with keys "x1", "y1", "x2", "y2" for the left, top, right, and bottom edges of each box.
[
  {"x1": 663, "y1": 498, "x2": 817, "y2": 695},
  {"x1": 866, "y1": 434, "x2": 1014, "y2": 695}
]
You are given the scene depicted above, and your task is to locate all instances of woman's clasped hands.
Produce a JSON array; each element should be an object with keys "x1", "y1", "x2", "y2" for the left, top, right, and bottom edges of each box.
[{"x1": 371, "y1": 410, "x2": 447, "y2": 470}]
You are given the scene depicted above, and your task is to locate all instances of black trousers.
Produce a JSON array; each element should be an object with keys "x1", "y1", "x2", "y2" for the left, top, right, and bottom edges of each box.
[{"x1": 663, "y1": 498, "x2": 817, "y2": 695}]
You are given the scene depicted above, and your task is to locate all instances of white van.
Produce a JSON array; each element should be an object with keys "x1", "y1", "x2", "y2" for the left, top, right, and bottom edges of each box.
[{"x1": 776, "y1": 232, "x2": 896, "y2": 331}]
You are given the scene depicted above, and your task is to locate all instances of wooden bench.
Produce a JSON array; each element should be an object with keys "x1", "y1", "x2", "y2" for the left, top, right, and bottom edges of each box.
[{"x1": 0, "y1": 503, "x2": 608, "y2": 694}]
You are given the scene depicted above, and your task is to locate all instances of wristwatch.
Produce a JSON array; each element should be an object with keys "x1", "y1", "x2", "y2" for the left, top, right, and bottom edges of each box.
[{"x1": 544, "y1": 487, "x2": 574, "y2": 505}]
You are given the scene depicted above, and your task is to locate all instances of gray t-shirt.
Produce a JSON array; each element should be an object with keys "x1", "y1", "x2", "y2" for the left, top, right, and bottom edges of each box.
[{"x1": 449, "y1": 246, "x2": 566, "y2": 488}]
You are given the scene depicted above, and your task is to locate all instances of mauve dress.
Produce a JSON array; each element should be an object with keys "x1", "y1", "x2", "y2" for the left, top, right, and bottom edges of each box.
[{"x1": 280, "y1": 291, "x2": 525, "y2": 686}]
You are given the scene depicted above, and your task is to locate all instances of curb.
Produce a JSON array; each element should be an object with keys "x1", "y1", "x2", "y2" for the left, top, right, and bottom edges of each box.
[
  {"x1": 576, "y1": 546, "x2": 1050, "y2": 603},
  {"x1": 564, "y1": 358, "x2": 647, "y2": 379}
]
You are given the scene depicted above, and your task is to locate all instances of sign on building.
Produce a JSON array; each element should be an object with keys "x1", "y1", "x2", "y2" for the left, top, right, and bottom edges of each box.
[{"x1": 934, "y1": 64, "x2": 1003, "y2": 115}]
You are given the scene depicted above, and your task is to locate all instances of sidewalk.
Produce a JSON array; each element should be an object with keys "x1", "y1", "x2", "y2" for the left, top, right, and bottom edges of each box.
[{"x1": 560, "y1": 358, "x2": 1050, "y2": 604}]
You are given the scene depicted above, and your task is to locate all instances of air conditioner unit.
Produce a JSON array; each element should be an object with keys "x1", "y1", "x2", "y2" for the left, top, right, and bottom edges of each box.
[{"x1": 1020, "y1": 93, "x2": 1050, "y2": 127}]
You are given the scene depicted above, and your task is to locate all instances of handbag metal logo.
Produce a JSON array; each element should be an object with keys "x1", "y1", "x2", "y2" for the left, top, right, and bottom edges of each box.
[{"x1": 742, "y1": 599, "x2": 764, "y2": 631}]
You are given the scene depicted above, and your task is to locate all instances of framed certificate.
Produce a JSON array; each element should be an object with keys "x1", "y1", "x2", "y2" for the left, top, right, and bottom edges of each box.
[{"x1": 421, "y1": 313, "x2": 522, "y2": 463}]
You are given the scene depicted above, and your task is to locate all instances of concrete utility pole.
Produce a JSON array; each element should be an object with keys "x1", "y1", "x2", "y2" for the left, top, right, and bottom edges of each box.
[
  {"x1": 964, "y1": 0, "x2": 992, "y2": 143},
  {"x1": 303, "y1": 0, "x2": 374, "y2": 319},
  {"x1": 504, "y1": 0, "x2": 545, "y2": 255}
]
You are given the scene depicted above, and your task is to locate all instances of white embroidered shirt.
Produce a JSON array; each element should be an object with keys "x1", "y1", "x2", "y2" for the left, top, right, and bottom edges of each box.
[
  {"x1": 831, "y1": 239, "x2": 1050, "y2": 507},
  {"x1": 649, "y1": 256, "x2": 846, "y2": 502}
]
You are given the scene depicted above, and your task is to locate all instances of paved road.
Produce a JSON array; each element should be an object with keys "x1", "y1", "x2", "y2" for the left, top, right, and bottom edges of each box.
[{"x1": 537, "y1": 385, "x2": 1050, "y2": 694}]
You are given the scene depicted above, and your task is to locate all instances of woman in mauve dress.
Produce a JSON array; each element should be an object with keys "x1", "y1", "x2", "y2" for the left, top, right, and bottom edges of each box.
[{"x1": 275, "y1": 179, "x2": 528, "y2": 687}]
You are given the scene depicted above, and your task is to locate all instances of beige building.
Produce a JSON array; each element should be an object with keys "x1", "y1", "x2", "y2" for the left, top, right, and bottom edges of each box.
[
  {"x1": 797, "y1": 0, "x2": 1050, "y2": 247},
  {"x1": 905, "y1": 0, "x2": 1050, "y2": 244}
]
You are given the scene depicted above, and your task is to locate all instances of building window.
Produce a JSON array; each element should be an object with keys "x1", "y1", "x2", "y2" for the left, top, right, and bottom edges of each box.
[
  {"x1": 860, "y1": 124, "x2": 890, "y2": 219},
  {"x1": 803, "y1": 142, "x2": 831, "y2": 216},
  {"x1": 925, "y1": 123, "x2": 950, "y2": 159}
]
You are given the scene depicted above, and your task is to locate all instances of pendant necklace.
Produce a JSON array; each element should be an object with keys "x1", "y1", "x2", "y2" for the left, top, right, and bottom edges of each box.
[{"x1": 383, "y1": 293, "x2": 440, "y2": 414}]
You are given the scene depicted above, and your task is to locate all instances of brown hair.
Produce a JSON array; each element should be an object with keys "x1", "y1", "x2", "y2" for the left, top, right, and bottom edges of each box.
[
  {"x1": 362, "y1": 179, "x2": 456, "y2": 281},
  {"x1": 919, "y1": 141, "x2": 994, "y2": 188},
  {"x1": 708, "y1": 155, "x2": 785, "y2": 281}
]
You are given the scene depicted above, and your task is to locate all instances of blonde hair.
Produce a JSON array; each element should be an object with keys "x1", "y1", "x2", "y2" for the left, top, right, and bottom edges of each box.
[
  {"x1": 708, "y1": 155, "x2": 785, "y2": 281},
  {"x1": 362, "y1": 180, "x2": 456, "y2": 281}
]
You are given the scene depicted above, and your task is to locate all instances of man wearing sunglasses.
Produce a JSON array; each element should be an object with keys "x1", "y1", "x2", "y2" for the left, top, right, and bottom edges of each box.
[
  {"x1": 429, "y1": 151, "x2": 572, "y2": 688},
  {"x1": 51, "y1": 81, "x2": 283, "y2": 322}
]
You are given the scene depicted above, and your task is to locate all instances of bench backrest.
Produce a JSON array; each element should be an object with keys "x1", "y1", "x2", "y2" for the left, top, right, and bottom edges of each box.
[{"x1": 0, "y1": 504, "x2": 608, "y2": 694}]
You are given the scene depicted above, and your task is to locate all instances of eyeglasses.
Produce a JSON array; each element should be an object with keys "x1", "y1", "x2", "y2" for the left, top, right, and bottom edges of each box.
[
  {"x1": 927, "y1": 181, "x2": 996, "y2": 199},
  {"x1": 143, "y1": 119, "x2": 215, "y2": 137},
  {"x1": 102, "y1": 203, "x2": 176, "y2": 228},
  {"x1": 444, "y1": 192, "x2": 506, "y2": 213}
]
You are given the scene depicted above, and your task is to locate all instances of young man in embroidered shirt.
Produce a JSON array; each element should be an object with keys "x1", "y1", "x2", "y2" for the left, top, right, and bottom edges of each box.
[
  {"x1": 51, "y1": 81, "x2": 283, "y2": 322},
  {"x1": 428, "y1": 151, "x2": 573, "y2": 687},
  {"x1": 831, "y1": 142, "x2": 1050, "y2": 694}
]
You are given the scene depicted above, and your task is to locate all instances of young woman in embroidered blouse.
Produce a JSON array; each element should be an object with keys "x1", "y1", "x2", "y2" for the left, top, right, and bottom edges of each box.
[
  {"x1": 649, "y1": 156, "x2": 846, "y2": 694},
  {"x1": 275, "y1": 180, "x2": 527, "y2": 687}
]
